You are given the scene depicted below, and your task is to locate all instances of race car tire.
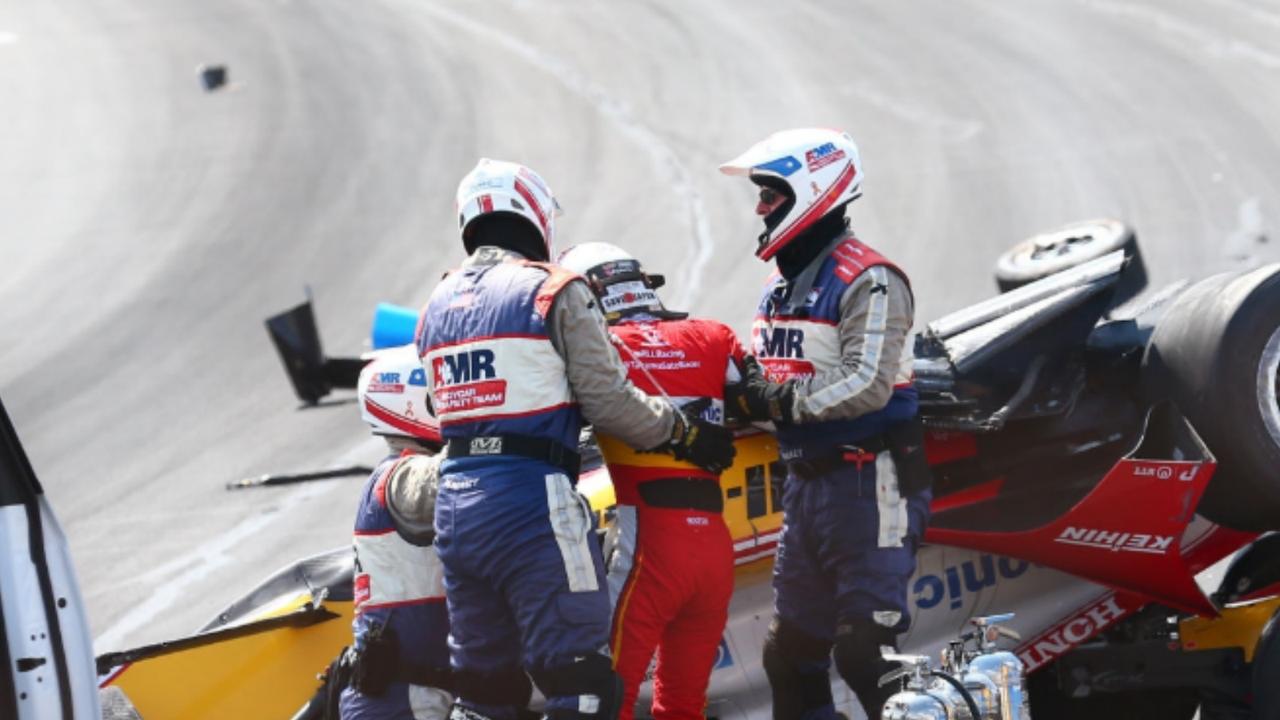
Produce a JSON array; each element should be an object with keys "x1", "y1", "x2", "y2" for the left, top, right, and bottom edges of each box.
[
  {"x1": 1254, "y1": 606, "x2": 1280, "y2": 720},
  {"x1": 993, "y1": 219, "x2": 1147, "y2": 303},
  {"x1": 1143, "y1": 265, "x2": 1280, "y2": 531},
  {"x1": 1215, "y1": 532, "x2": 1280, "y2": 604}
]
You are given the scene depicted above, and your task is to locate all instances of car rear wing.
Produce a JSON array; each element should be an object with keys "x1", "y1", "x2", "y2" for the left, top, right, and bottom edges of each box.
[{"x1": 264, "y1": 299, "x2": 366, "y2": 405}]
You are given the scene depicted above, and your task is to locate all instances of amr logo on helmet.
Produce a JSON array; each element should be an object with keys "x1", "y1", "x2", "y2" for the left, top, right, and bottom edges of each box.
[
  {"x1": 805, "y1": 142, "x2": 847, "y2": 172},
  {"x1": 367, "y1": 372, "x2": 405, "y2": 394}
]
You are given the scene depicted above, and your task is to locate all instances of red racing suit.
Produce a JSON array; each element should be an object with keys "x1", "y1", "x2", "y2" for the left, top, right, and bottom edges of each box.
[{"x1": 596, "y1": 316, "x2": 745, "y2": 720}]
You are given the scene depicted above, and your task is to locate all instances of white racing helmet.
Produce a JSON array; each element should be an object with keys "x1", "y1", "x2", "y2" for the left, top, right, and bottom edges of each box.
[
  {"x1": 357, "y1": 344, "x2": 441, "y2": 445},
  {"x1": 456, "y1": 158, "x2": 564, "y2": 260},
  {"x1": 719, "y1": 128, "x2": 863, "y2": 261},
  {"x1": 557, "y1": 242, "x2": 684, "y2": 321}
]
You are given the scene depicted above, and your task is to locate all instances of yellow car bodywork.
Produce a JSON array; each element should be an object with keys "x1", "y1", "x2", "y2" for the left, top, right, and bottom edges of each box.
[
  {"x1": 1180, "y1": 594, "x2": 1280, "y2": 662},
  {"x1": 105, "y1": 593, "x2": 355, "y2": 718}
]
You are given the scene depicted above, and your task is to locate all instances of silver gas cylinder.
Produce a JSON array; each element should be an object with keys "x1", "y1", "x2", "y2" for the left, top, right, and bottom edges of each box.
[
  {"x1": 967, "y1": 651, "x2": 1028, "y2": 720},
  {"x1": 960, "y1": 664, "x2": 1001, "y2": 719},
  {"x1": 966, "y1": 614, "x2": 1030, "y2": 720},
  {"x1": 880, "y1": 689, "x2": 952, "y2": 720},
  {"x1": 878, "y1": 614, "x2": 1032, "y2": 720},
  {"x1": 879, "y1": 654, "x2": 978, "y2": 720}
]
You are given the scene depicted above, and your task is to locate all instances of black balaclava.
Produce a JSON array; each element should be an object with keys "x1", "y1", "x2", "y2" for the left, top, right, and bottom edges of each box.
[
  {"x1": 464, "y1": 213, "x2": 548, "y2": 261},
  {"x1": 755, "y1": 175, "x2": 851, "y2": 280},
  {"x1": 774, "y1": 209, "x2": 849, "y2": 280}
]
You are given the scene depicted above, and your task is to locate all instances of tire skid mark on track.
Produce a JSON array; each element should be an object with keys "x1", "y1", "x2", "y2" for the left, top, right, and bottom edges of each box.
[
  {"x1": 91, "y1": 436, "x2": 383, "y2": 654},
  {"x1": 836, "y1": 83, "x2": 984, "y2": 143},
  {"x1": 1203, "y1": 0, "x2": 1280, "y2": 31},
  {"x1": 1077, "y1": 0, "x2": 1280, "y2": 70},
  {"x1": 403, "y1": 1, "x2": 715, "y2": 309},
  {"x1": 92, "y1": 504, "x2": 280, "y2": 654},
  {"x1": 1225, "y1": 197, "x2": 1268, "y2": 264}
]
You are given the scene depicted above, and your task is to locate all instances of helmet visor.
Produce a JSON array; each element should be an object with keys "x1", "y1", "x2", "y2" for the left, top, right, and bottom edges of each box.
[{"x1": 752, "y1": 176, "x2": 795, "y2": 237}]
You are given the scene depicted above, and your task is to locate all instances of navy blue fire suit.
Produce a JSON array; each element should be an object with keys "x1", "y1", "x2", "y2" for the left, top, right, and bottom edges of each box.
[
  {"x1": 340, "y1": 453, "x2": 451, "y2": 720},
  {"x1": 754, "y1": 234, "x2": 930, "y2": 719},
  {"x1": 418, "y1": 247, "x2": 673, "y2": 720}
]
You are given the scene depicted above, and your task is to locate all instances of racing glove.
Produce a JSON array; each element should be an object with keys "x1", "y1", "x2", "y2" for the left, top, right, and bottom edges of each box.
[
  {"x1": 351, "y1": 622, "x2": 399, "y2": 697},
  {"x1": 725, "y1": 355, "x2": 795, "y2": 424},
  {"x1": 667, "y1": 408, "x2": 736, "y2": 474}
]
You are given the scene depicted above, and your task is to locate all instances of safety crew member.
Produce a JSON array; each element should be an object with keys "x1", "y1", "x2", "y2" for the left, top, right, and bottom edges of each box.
[
  {"x1": 558, "y1": 242, "x2": 743, "y2": 720},
  {"x1": 417, "y1": 160, "x2": 736, "y2": 720},
  {"x1": 719, "y1": 129, "x2": 933, "y2": 719},
  {"x1": 340, "y1": 345, "x2": 454, "y2": 720}
]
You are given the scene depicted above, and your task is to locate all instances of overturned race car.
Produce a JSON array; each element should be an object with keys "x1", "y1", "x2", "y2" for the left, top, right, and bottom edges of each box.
[{"x1": 7, "y1": 220, "x2": 1278, "y2": 720}]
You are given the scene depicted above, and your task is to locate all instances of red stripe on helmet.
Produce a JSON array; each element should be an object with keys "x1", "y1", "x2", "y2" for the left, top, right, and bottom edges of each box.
[
  {"x1": 513, "y1": 179, "x2": 549, "y2": 239},
  {"x1": 479, "y1": 194, "x2": 493, "y2": 214},
  {"x1": 364, "y1": 397, "x2": 441, "y2": 443},
  {"x1": 757, "y1": 160, "x2": 858, "y2": 261}
]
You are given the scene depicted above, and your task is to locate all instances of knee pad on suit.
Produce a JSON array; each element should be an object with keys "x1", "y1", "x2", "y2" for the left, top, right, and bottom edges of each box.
[
  {"x1": 453, "y1": 666, "x2": 533, "y2": 708},
  {"x1": 833, "y1": 617, "x2": 899, "y2": 718},
  {"x1": 530, "y1": 654, "x2": 623, "y2": 720},
  {"x1": 762, "y1": 617, "x2": 835, "y2": 720}
]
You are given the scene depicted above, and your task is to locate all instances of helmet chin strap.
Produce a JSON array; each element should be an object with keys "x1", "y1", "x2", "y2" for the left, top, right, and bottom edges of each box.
[
  {"x1": 774, "y1": 233, "x2": 849, "y2": 315},
  {"x1": 384, "y1": 434, "x2": 438, "y2": 455}
]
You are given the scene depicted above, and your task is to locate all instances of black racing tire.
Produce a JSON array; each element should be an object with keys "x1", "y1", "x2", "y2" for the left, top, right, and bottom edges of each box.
[
  {"x1": 1026, "y1": 666, "x2": 1200, "y2": 720},
  {"x1": 1143, "y1": 265, "x2": 1280, "y2": 531},
  {"x1": 994, "y1": 219, "x2": 1147, "y2": 303},
  {"x1": 1255, "y1": 606, "x2": 1280, "y2": 720},
  {"x1": 1215, "y1": 533, "x2": 1280, "y2": 604}
]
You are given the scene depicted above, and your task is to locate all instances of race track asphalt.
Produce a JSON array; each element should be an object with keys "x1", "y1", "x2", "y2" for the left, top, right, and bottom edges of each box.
[{"x1": 1, "y1": 0, "x2": 1278, "y2": 654}]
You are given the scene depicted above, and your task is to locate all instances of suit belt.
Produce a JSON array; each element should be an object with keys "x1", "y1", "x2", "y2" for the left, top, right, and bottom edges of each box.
[
  {"x1": 445, "y1": 435, "x2": 581, "y2": 477},
  {"x1": 784, "y1": 418, "x2": 933, "y2": 496},
  {"x1": 636, "y1": 477, "x2": 724, "y2": 513},
  {"x1": 784, "y1": 436, "x2": 887, "y2": 481},
  {"x1": 395, "y1": 662, "x2": 453, "y2": 692}
]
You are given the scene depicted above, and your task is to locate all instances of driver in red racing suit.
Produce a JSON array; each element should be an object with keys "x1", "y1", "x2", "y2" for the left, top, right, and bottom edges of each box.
[{"x1": 559, "y1": 242, "x2": 744, "y2": 720}]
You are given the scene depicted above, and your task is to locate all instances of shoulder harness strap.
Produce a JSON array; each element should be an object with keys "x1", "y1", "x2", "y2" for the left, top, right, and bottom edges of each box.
[
  {"x1": 521, "y1": 260, "x2": 586, "y2": 319},
  {"x1": 832, "y1": 236, "x2": 912, "y2": 293}
]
